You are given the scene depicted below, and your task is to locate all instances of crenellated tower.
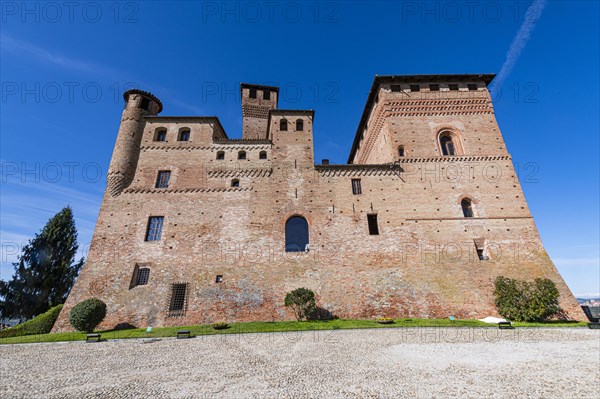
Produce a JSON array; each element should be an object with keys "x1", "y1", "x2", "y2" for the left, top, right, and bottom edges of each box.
[
  {"x1": 106, "y1": 89, "x2": 162, "y2": 196},
  {"x1": 241, "y1": 83, "x2": 278, "y2": 140}
]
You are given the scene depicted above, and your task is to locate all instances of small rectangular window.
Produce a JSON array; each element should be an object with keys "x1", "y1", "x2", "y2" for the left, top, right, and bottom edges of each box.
[
  {"x1": 179, "y1": 130, "x2": 190, "y2": 141},
  {"x1": 448, "y1": 84, "x2": 459, "y2": 91},
  {"x1": 390, "y1": 85, "x2": 401, "y2": 92},
  {"x1": 216, "y1": 275, "x2": 223, "y2": 283},
  {"x1": 367, "y1": 214, "x2": 379, "y2": 235},
  {"x1": 429, "y1": 84, "x2": 440, "y2": 91},
  {"x1": 467, "y1": 83, "x2": 478, "y2": 91},
  {"x1": 409, "y1": 84, "x2": 420, "y2": 92},
  {"x1": 263, "y1": 90, "x2": 270, "y2": 100},
  {"x1": 155, "y1": 171, "x2": 171, "y2": 188},
  {"x1": 351, "y1": 179, "x2": 362, "y2": 195},
  {"x1": 168, "y1": 283, "x2": 188, "y2": 316},
  {"x1": 249, "y1": 88, "x2": 257, "y2": 98},
  {"x1": 140, "y1": 98, "x2": 150, "y2": 111},
  {"x1": 145, "y1": 216, "x2": 164, "y2": 241},
  {"x1": 155, "y1": 130, "x2": 167, "y2": 142}
]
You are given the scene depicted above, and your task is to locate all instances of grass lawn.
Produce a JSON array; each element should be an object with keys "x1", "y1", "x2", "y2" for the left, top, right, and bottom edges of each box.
[{"x1": 0, "y1": 318, "x2": 588, "y2": 345}]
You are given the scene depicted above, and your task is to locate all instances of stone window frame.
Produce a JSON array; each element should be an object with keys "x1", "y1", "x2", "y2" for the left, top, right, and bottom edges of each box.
[{"x1": 436, "y1": 129, "x2": 464, "y2": 156}]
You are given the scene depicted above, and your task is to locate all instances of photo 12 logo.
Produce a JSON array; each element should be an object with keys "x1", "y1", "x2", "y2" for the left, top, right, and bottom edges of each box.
[
  {"x1": 1, "y1": 1, "x2": 140, "y2": 24},
  {"x1": 200, "y1": 1, "x2": 340, "y2": 24}
]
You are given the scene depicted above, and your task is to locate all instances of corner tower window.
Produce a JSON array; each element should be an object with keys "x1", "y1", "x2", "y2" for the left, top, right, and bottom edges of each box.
[
  {"x1": 296, "y1": 119, "x2": 304, "y2": 131},
  {"x1": 155, "y1": 171, "x2": 171, "y2": 188},
  {"x1": 461, "y1": 198, "x2": 474, "y2": 218},
  {"x1": 285, "y1": 216, "x2": 309, "y2": 252},
  {"x1": 155, "y1": 129, "x2": 167, "y2": 142},
  {"x1": 178, "y1": 129, "x2": 190, "y2": 141},
  {"x1": 280, "y1": 119, "x2": 288, "y2": 131},
  {"x1": 440, "y1": 134, "x2": 456, "y2": 156}
]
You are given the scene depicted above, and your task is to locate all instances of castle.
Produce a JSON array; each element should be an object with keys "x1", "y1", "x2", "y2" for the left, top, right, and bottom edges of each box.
[{"x1": 53, "y1": 74, "x2": 585, "y2": 331}]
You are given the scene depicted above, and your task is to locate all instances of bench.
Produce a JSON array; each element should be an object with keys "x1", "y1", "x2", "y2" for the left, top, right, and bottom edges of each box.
[
  {"x1": 588, "y1": 323, "x2": 600, "y2": 329},
  {"x1": 86, "y1": 333, "x2": 101, "y2": 342},
  {"x1": 498, "y1": 321, "x2": 514, "y2": 330},
  {"x1": 177, "y1": 330, "x2": 191, "y2": 339}
]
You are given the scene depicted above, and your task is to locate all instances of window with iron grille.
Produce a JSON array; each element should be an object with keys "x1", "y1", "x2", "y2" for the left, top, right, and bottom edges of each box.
[
  {"x1": 367, "y1": 214, "x2": 379, "y2": 235},
  {"x1": 168, "y1": 283, "x2": 188, "y2": 317},
  {"x1": 137, "y1": 267, "x2": 150, "y2": 285},
  {"x1": 155, "y1": 171, "x2": 171, "y2": 188},
  {"x1": 351, "y1": 179, "x2": 362, "y2": 195},
  {"x1": 145, "y1": 216, "x2": 164, "y2": 241}
]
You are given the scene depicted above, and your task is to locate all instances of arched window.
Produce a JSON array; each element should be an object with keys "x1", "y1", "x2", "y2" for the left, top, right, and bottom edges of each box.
[
  {"x1": 154, "y1": 128, "x2": 167, "y2": 142},
  {"x1": 238, "y1": 151, "x2": 247, "y2": 160},
  {"x1": 178, "y1": 129, "x2": 190, "y2": 141},
  {"x1": 285, "y1": 216, "x2": 309, "y2": 252},
  {"x1": 296, "y1": 119, "x2": 304, "y2": 131},
  {"x1": 231, "y1": 179, "x2": 239, "y2": 187},
  {"x1": 440, "y1": 134, "x2": 456, "y2": 156},
  {"x1": 398, "y1": 145, "x2": 405, "y2": 157},
  {"x1": 259, "y1": 151, "x2": 267, "y2": 160},
  {"x1": 461, "y1": 198, "x2": 474, "y2": 218},
  {"x1": 280, "y1": 119, "x2": 288, "y2": 131},
  {"x1": 216, "y1": 151, "x2": 225, "y2": 160}
]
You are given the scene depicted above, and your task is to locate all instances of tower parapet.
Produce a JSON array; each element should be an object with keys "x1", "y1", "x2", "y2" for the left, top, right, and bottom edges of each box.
[{"x1": 107, "y1": 89, "x2": 162, "y2": 196}]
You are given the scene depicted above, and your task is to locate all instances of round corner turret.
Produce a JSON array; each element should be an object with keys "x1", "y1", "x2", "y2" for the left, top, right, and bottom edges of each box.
[{"x1": 123, "y1": 89, "x2": 163, "y2": 115}]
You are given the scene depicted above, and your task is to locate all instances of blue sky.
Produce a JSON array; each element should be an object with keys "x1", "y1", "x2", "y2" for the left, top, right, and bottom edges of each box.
[{"x1": 1, "y1": 1, "x2": 598, "y2": 297}]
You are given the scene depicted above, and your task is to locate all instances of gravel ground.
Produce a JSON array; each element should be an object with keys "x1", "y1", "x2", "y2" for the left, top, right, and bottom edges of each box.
[{"x1": 1, "y1": 328, "x2": 598, "y2": 398}]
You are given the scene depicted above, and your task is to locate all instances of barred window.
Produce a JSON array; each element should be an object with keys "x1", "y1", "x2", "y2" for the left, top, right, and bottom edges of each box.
[
  {"x1": 145, "y1": 216, "x2": 164, "y2": 241},
  {"x1": 351, "y1": 179, "x2": 362, "y2": 195},
  {"x1": 129, "y1": 264, "x2": 151, "y2": 289},
  {"x1": 168, "y1": 283, "x2": 188, "y2": 317},
  {"x1": 155, "y1": 171, "x2": 171, "y2": 188}
]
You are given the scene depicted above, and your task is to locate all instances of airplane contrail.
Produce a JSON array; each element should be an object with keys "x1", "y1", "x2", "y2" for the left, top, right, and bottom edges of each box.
[{"x1": 494, "y1": 0, "x2": 547, "y2": 88}]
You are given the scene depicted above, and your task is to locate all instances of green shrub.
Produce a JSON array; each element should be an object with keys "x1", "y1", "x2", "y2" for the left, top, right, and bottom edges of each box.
[
  {"x1": 494, "y1": 276, "x2": 562, "y2": 322},
  {"x1": 0, "y1": 304, "x2": 63, "y2": 339},
  {"x1": 211, "y1": 322, "x2": 229, "y2": 330},
  {"x1": 284, "y1": 288, "x2": 316, "y2": 321},
  {"x1": 69, "y1": 298, "x2": 106, "y2": 333}
]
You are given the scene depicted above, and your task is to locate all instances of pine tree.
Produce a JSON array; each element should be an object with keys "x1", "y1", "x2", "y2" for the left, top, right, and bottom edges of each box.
[{"x1": 0, "y1": 207, "x2": 85, "y2": 319}]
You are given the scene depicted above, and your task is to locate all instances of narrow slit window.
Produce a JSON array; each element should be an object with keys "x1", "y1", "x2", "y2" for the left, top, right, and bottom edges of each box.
[
  {"x1": 145, "y1": 216, "x2": 164, "y2": 241},
  {"x1": 440, "y1": 134, "x2": 456, "y2": 156},
  {"x1": 398, "y1": 146, "x2": 405, "y2": 157},
  {"x1": 168, "y1": 283, "x2": 188, "y2": 317},
  {"x1": 155, "y1": 171, "x2": 171, "y2": 188},
  {"x1": 351, "y1": 179, "x2": 362, "y2": 195},
  {"x1": 367, "y1": 214, "x2": 379, "y2": 235}
]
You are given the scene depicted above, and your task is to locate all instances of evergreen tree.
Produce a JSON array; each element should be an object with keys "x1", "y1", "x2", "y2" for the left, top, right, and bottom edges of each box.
[{"x1": 0, "y1": 207, "x2": 85, "y2": 319}]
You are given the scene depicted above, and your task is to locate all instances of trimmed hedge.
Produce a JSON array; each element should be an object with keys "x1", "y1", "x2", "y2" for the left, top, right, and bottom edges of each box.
[
  {"x1": 494, "y1": 276, "x2": 562, "y2": 322},
  {"x1": 69, "y1": 298, "x2": 107, "y2": 333},
  {"x1": 0, "y1": 304, "x2": 63, "y2": 339}
]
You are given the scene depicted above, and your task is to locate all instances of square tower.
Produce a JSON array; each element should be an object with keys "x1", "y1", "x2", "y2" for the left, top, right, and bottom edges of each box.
[{"x1": 241, "y1": 83, "x2": 279, "y2": 139}]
